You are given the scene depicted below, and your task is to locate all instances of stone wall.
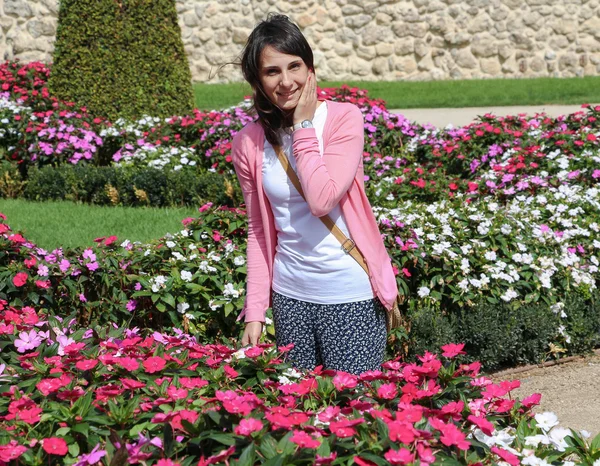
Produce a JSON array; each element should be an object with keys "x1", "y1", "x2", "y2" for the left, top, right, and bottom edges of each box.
[{"x1": 1, "y1": 0, "x2": 600, "y2": 83}]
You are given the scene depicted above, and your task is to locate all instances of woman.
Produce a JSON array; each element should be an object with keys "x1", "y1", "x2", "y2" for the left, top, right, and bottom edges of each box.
[{"x1": 232, "y1": 14, "x2": 398, "y2": 374}]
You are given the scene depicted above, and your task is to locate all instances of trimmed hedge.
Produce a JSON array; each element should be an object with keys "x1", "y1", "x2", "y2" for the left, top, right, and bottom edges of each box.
[
  {"x1": 18, "y1": 164, "x2": 242, "y2": 207},
  {"x1": 48, "y1": 0, "x2": 194, "y2": 121},
  {"x1": 406, "y1": 291, "x2": 600, "y2": 371}
]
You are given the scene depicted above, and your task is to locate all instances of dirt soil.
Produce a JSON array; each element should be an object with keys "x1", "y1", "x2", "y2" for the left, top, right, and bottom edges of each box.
[{"x1": 492, "y1": 353, "x2": 600, "y2": 436}]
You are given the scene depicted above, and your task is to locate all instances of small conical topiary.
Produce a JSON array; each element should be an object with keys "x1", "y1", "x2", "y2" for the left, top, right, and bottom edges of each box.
[{"x1": 49, "y1": 0, "x2": 194, "y2": 122}]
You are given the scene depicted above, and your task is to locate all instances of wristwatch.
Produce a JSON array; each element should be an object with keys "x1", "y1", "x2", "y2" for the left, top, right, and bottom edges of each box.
[{"x1": 292, "y1": 119, "x2": 313, "y2": 131}]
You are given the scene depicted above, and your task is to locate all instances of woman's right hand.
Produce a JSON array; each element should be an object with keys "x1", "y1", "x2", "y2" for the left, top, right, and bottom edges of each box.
[{"x1": 241, "y1": 321, "x2": 264, "y2": 347}]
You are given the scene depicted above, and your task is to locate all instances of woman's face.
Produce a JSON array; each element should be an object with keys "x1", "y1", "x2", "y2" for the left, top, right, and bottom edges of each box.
[{"x1": 258, "y1": 45, "x2": 310, "y2": 111}]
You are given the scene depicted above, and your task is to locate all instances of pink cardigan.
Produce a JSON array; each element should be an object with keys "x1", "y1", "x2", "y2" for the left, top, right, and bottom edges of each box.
[{"x1": 231, "y1": 100, "x2": 398, "y2": 322}]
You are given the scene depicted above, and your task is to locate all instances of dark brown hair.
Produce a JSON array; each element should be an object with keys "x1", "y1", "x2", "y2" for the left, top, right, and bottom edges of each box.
[{"x1": 240, "y1": 14, "x2": 314, "y2": 147}]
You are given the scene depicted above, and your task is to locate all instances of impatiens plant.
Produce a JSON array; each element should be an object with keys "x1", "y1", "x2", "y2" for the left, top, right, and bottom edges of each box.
[{"x1": 1, "y1": 303, "x2": 599, "y2": 465}]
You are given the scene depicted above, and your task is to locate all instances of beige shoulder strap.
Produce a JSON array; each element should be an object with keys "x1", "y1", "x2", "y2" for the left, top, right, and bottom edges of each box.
[{"x1": 274, "y1": 145, "x2": 369, "y2": 275}]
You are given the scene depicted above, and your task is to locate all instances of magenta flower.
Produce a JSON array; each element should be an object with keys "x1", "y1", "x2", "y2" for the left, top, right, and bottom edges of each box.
[
  {"x1": 74, "y1": 444, "x2": 106, "y2": 466},
  {"x1": 14, "y1": 330, "x2": 43, "y2": 353}
]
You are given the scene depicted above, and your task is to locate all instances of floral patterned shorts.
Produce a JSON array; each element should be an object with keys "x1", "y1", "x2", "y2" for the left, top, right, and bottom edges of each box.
[{"x1": 272, "y1": 291, "x2": 387, "y2": 375}]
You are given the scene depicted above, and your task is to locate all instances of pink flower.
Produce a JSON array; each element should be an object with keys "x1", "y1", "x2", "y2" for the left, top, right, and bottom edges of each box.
[
  {"x1": 332, "y1": 372, "x2": 358, "y2": 391},
  {"x1": 14, "y1": 330, "x2": 43, "y2": 353},
  {"x1": 491, "y1": 446, "x2": 520, "y2": 466},
  {"x1": 0, "y1": 440, "x2": 28, "y2": 462},
  {"x1": 156, "y1": 460, "x2": 180, "y2": 466},
  {"x1": 592, "y1": 169, "x2": 600, "y2": 179},
  {"x1": 377, "y1": 382, "x2": 398, "y2": 400},
  {"x1": 167, "y1": 386, "x2": 188, "y2": 400},
  {"x1": 467, "y1": 415, "x2": 494, "y2": 436},
  {"x1": 521, "y1": 393, "x2": 542, "y2": 409},
  {"x1": 76, "y1": 359, "x2": 98, "y2": 371},
  {"x1": 43, "y1": 437, "x2": 68, "y2": 456},
  {"x1": 234, "y1": 418, "x2": 263, "y2": 436},
  {"x1": 384, "y1": 448, "x2": 414, "y2": 465},
  {"x1": 12, "y1": 272, "x2": 28, "y2": 287},
  {"x1": 290, "y1": 430, "x2": 320, "y2": 449},
  {"x1": 126, "y1": 299, "x2": 137, "y2": 312},
  {"x1": 198, "y1": 202, "x2": 213, "y2": 212},
  {"x1": 387, "y1": 420, "x2": 416, "y2": 443},
  {"x1": 441, "y1": 343, "x2": 466, "y2": 358},
  {"x1": 143, "y1": 356, "x2": 166, "y2": 373}
]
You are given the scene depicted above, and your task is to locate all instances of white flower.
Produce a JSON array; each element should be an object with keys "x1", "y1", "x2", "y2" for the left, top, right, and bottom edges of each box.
[
  {"x1": 500, "y1": 288, "x2": 518, "y2": 302},
  {"x1": 223, "y1": 283, "x2": 240, "y2": 298},
  {"x1": 166, "y1": 241, "x2": 176, "y2": 248},
  {"x1": 534, "y1": 412, "x2": 559, "y2": 431},
  {"x1": 265, "y1": 317, "x2": 273, "y2": 325},
  {"x1": 485, "y1": 251, "x2": 497, "y2": 261},
  {"x1": 180, "y1": 270, "x2": 193, "y2": 282},
  {"x1": 234, "y1": 256, "x2": 246, "y2": 266},
  {"x1": 184, "y1": 312, "x2": 195, "y2": 320},
  {"x1": 208, "y1": 300, "x2": 221, "y2": 310},
  {"x1": 417, "y1": 287, "x2": 430, "y2": 298},
  {"x1": 547, "y1": 426, "x2": 570, "y2": 451},
  {"x1": 524, "y1": 434, "x2": 550, "y2": 448},
  {"x1": 177, "y1": 302, "x2": 190, "y2": 314}
]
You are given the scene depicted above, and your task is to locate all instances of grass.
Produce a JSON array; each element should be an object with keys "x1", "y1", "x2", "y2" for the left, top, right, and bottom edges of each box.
[
  {"x1": 0, "y1": 199, "x2": 199, "y2": 251},
  {"x1": 193, "y1": 76, "x2": 600, "y2": 110}
]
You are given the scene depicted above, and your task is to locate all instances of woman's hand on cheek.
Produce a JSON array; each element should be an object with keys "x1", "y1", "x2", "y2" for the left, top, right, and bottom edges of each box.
[{"x1": 293, "y1": 69, "x2": 318, "y2": 126}]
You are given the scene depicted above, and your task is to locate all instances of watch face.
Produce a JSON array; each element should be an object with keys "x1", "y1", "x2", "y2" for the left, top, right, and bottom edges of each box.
[{"x1": 301, "y1": 120, "x2": 313, "y2": 128}]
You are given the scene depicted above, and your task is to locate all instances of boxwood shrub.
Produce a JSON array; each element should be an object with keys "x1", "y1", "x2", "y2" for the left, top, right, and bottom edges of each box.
[
  {"x1": 22, "y1": 164, "x2": 242, "y2": 207},
  {"x1": 48, "y1": 0, "x2": 194, "y2": 121}
]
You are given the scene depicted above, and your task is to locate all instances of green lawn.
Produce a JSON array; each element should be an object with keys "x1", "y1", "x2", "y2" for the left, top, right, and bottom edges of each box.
[
  {"x1": 193, "y1": 76, "x2": 600, "y2": 110},
  {"x1": 0, "y1": 199, "x2": 198, "y2": 250}
]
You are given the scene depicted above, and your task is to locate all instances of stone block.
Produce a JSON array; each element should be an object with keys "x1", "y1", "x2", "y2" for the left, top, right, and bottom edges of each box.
[
  {"x1": 480, "y1": 57, "x2": 501, "y2": 74},
  {"x1": 558, "y1": 53, "x2": 578, "y2": 70},
  {"x1": 328, "y1": 57, "x2": 347, "y2": 74},
  {"x1": 350, "y1": 57, "x2": 371, "y2": 76},
  {"x1": 454, "y1": 48, "x2": 478, "y2": 69},
  {"x1": 356, "y1": 45, "x2": 376, "y2": 60},
  {"x1": 375, "y1": 42, "x2": 394, "y2": 56},
  {"x1": 183, "y1": 12, "x2": 198, "y2": 27},
  {"x1": 297, "y1": 13, "x2": 317, "y2": 28},
  {"x1": 26, "y1": 20, "x2": 55, "y2": 38},
  {"x1": 3, "y1": 0, "x2": 33, "y2": 17},
  {"x1": 414, "y1": 39, "x2": 429, "y2": 57},
  {"x1": 498, "y1": 43, "x2": 513, "y2": 60},
  {"x1": 391, "y1": 55, "x2": 418, "y2": 73},
  {"x1": 444, "y1": 32, "x2": 471, "y2": 46},
  {"x1": 363, "y1": 25, "x2": 392, "y2": 46},
  {"x1": 376, "y1": 12, "x2": 392, "y2": 24},
  {"x1": 345, "y1": 14, "x2": 372, "y2": 29},
  {"x1": 341, "y1": 5, "x2": 363, "y2": 15},
  {"x1": 318, "y1": 38, "x2": 335, "y2": 52},
  {"x1": 471, "y1": 33, "x2": 497, "y2": 57},
  {"x1": 417, "y1": 53, "x2": 434, "y2": 71},
  {"x1": 529, "y1": 56, "x2": 545, "y2": 71},
  {"x1": 372, "y1": 56, "x2": 391, "y2": 75},
  {"x1": 232, "y1": 28, "x2": 251, "y2": 45},
  {"x1": 394, "y1": 38, "x2": 414, "y2": 55},
  {"x1": 334, "y1": 42, "x2": 353, "y2": 57},
  {"x1": 581, "y1": 17, "x2": 600, "y2": 38}
]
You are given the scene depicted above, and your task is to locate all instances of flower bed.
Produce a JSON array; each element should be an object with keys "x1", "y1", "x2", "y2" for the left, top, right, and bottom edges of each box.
[{"x1": 1, "y1": 302, "x2": 599, "y2": 465}]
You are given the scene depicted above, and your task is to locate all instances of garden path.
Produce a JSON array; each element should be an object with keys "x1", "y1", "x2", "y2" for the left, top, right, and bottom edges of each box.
[
  {"x1": 390, "y1": 104, "x2": 598, "y2": 128},
  {"x1": 493, "y1": 353, "x2": 600, "y2": 437}
]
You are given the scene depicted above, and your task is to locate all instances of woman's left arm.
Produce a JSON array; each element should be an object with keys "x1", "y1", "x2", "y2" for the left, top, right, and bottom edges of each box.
[{"x1": 292, "y1": 104, "x2": 364, "y2": 218}]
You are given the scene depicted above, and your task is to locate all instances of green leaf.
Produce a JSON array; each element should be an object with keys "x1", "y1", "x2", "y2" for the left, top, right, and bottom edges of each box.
[
  {"x1": 163, "y1": 293, "x2": 176, "y2": 308},
  {"x1": 356, "y1": 453, "x2": 388, "y2": 466},
  {"x1": 234, "y1": 443, "x2": 256, "y2": 466},
  {"x1": 258, "y1": 435, "x2": 278, "y2": 459},
  {"x1": 55, "y1": 427, "x2": 71, "y2": 436},
  {"x1": 72, "y1": 423, "x2": 89, "y2": 437},
  {"x1": 210, "y1": 433, "x2": 236, "y2": 446},
  {"x1": 590, "y1": 431, "x2": 600, "y2": 451},
  {"x1": 68, "y1": 442, "x2": 80, "y2": 457},
  {"x1": 164, "y1": 423, "x2": 174, "y2": 457}
]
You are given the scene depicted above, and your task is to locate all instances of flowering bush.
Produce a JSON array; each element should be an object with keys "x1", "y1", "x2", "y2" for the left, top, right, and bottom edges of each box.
[{"x1": 1, "y1": 301, "x2": 599, "y2": 465}]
